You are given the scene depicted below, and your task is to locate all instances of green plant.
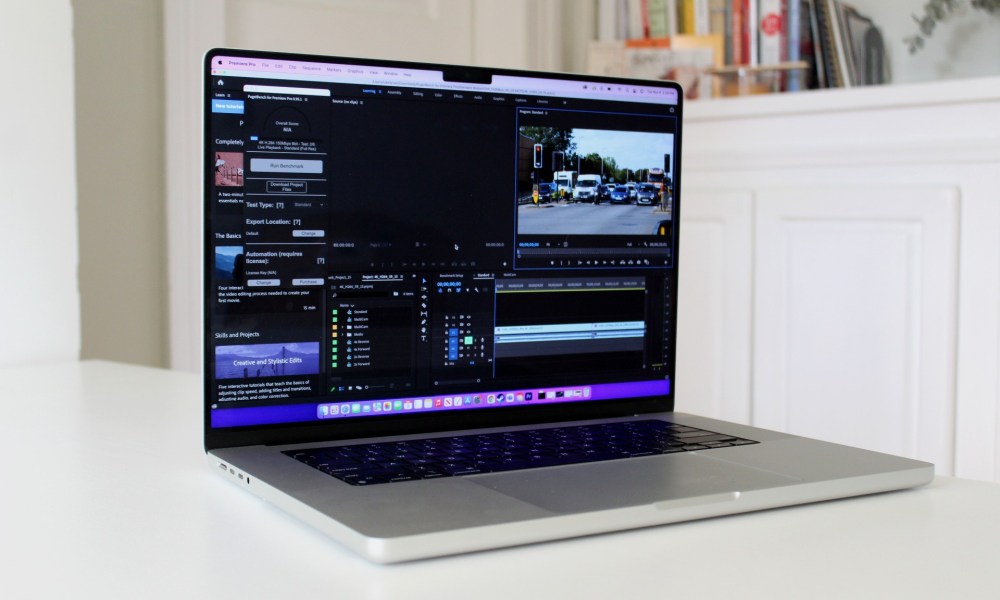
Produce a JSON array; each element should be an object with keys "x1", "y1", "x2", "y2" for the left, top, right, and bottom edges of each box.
[{"x1": 905, "y1": 0, "x2": 1000, "y2": 53}]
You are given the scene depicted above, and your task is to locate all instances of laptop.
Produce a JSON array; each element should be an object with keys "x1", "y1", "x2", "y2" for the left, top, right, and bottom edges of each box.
[{"x1": 203, "y1": 48, "x2": 933, "y2": 563}]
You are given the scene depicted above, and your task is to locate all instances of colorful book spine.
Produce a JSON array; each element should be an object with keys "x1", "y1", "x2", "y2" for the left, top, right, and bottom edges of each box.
[
  {"x1": 745, "y1": 0, "x2": 758, "y2": 65},
  {"x1": 679, "y1": 0, "x2": 712, "y2": 35},
  {"x1": 731, "y1": 0, "x2": 744, "y2": 64},
  {"x1": 786, "y1": 0, "x2": 802, "y2": 90},
  {"x1": 647, "y1": 0, "x2": 670, "y2": 38},
  {"x1": 694, "y1": 0, "x2": 711, "y2": 34},
  {"x1": 758, "y1": 0, "x2": 784, "y2": 66},
  {"x1": 627, "y1": 0, "x2": 648, "y2": 39}
]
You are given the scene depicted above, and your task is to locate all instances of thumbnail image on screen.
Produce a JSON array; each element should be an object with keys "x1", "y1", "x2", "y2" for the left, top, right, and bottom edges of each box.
[{"x1": 215, "y1": 342, "x2": 320, "y2": 380}]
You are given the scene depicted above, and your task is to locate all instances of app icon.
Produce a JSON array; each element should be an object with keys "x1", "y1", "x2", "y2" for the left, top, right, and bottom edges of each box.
[
  {"x1": 373, "y1": 402, "x2": 382, "y2": 412},
  {"x1": 444, "y1": 397, "x2": 453, "y2": 407},
  {"x1": 383, "y1": 401, "x2": 392, "y2": 411},
  {"x1": 414, "y1": 399, "x2": 423, "y2": 409},
  {"x1": 516, "y1": 393, "x2": 524, "y2": 401},
  {"x1": 487, "y1": 395, "x2": 496, "y2": 404},
  {"x1": 394, "y1": 401, "x2": 403, "y2": 410},
  {"x1": 496, "y1": 393, "x2": 505, "y2": 402},
  {"x1": 362, "y1": 404, "x2": 372, "y2": 413},
  {"x1": 320, "y1": 405, "x2": 329, "y2": 416},
  {"x1": 434, "y1": 398, "x2": 443, "y2": 408},
  {"x1": 525, "y1": 392, "x2": 533, "y2": 401},
  {"x1": 351, "y1": 403, "x2": 362, "y2": 414},
  {"x1": 404, "y1": 401, "x2": 413, "y2": 410}
]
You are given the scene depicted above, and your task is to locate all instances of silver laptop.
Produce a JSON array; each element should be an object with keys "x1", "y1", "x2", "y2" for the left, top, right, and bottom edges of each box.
[{"x1": 203, "y1": 48, "x2": 932, "y2": 563}]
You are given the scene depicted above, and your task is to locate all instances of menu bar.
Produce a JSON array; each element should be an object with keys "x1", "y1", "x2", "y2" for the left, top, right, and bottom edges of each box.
[{"x1": 210, "y1": 55, "x2": 678, "y2": 104}]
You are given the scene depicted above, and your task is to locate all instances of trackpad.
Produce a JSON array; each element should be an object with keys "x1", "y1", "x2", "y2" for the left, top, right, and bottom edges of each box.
[{"x1": 470, "y1": 454, "x2": 799, "y2": 514}]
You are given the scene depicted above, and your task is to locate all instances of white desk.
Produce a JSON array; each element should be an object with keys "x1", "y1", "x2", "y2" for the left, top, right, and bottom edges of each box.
[{"x1": 2, "y1": 361, "x2": 998, "y2": 599}]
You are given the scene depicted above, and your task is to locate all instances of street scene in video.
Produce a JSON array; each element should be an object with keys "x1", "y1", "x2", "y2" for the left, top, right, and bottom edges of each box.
[{"x1": 517, "y1": 126, "x2": 674, "y2": 236}]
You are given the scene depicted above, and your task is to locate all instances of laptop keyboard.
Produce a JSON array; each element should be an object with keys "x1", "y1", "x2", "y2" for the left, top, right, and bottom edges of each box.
[{"x1": 285, "y1": 420, "x2": 758, "y2": 486}]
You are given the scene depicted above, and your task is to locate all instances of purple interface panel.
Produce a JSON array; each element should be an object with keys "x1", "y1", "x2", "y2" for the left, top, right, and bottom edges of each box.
[{"x1": 211, "y1": 379, "x2": 670, "y2": 428}]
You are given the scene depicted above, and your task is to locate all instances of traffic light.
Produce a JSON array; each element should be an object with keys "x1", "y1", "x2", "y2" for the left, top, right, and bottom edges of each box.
[
  {"x1": 553, "y1": 151, "x2": 564, "y2": 171},
  {"x1": 533, "y1": 144, "x2": 543, "y2": 168},
  {"x1": 664, "y1": 154, "x2": 671, "y2": 173}
]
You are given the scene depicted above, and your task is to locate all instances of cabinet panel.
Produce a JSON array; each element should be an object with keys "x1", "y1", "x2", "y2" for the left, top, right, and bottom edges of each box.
[
  {"x1": 753, "y1": 187, "x2": 959, "y2": 471},
  {"x1": 675, "y1": 192, "x2": 753, "y2": 423}
]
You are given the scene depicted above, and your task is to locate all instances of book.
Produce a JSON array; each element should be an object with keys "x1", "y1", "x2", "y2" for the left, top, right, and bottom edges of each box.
[
  {"x1": 813, "y1": 0, "x2": 845, "y2": 86},
  {"x1": 758, "y1": 0, "x2": 785, "y2": 66},
  {"x1": 745, "y1": 0, "x2": 758, "y2": 65},
  {"x1": 648, "y1": 0, "x2": 670, "y2": 38},
  {"x1": 804, "y1": 0, "x2": 826, "y2": 88},
  {"x1": 731, "y1": 0, "x2": 745, "y2": 64},
  {"x1": 786, "y1": 0, "x2": 803, "y2": 90},
  {"x1": 695, "y1": 0, "x2": 711, "y2": 35},
  {"x1": 627, "y1": 0, "x2": 648, "y2": 39},
  {"x1": 823, "y1": 0, "x2": 852, "y2": 86},
  {"x1": 597, "y1": 0, "x2": 621, "y2": 42},
  {"x1": 678, "y1": 0, "x2": 710, "y2": 35}
]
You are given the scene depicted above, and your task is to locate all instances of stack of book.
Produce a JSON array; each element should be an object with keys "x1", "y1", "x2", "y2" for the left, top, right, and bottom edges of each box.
[{"x1": 590, "y1": 0, "x2": 889, "y2": 98}]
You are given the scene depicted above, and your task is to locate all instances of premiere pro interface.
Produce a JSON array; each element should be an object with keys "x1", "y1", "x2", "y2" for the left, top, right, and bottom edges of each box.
[{"x1": 206, "y1": 53, "x2": 681, "y2": 429}]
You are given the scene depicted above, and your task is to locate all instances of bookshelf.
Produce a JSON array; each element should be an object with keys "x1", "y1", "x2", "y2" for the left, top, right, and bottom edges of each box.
[{"x1": 587, "y1": 0, "x2": 1000, "y2": 99}]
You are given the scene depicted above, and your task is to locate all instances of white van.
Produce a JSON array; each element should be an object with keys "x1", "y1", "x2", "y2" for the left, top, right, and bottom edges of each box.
[
  {"x1": 554, "y1": 171, "x2": 577, "y2": 197},
  {"x1": 573, "y1": 174, "x2": 602, "y2": 202}
]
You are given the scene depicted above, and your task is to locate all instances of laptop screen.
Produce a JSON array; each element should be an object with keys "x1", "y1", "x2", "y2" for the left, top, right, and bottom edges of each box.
[{"x1": 204, "y1": 49, "x2": 681, "y2": 435}]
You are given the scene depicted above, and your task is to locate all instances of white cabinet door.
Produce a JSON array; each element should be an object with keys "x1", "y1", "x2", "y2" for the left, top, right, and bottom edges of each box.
[
  {"x1": 753, "y1": 187, "x2": 960, "y2": 471},
  {"x1": 675, "y1": 191, "x2": 754, "y2": 424},
  {"x1": 681, "y1": 79, "x2": 1000, "y2": 480}
]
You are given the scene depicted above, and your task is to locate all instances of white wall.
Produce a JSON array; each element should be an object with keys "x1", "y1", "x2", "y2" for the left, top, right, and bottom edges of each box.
[
  {"x1": 74, "y1": 0, "x2": 168, "y2": 368},
  {"x1": 0, "y1": 1, "x2": 80, "y2": 366}
]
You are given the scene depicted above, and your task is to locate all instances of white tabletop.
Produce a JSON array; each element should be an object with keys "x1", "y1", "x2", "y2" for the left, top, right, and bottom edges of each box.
[{"x1": 2, "y1": 361, "x2": 998, "y2": 599}]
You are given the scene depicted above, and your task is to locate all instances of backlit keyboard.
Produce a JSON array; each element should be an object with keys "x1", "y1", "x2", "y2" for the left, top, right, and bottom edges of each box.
[{"x1": 285, "y1": 419, "x2": 757, "y2": 486}]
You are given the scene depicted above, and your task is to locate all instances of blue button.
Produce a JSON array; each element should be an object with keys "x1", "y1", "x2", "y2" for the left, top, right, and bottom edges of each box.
[{"x1": 212, "y1": 99, "x2": 245, "y2": 114}]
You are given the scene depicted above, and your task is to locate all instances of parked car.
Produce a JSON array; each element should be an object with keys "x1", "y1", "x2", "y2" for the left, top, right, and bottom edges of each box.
[
  {"x1": 636, "y1": 183, "x2": 658, "y2": 205},
  {"x1": 610, "y1": 185, "x2": 629, "y2": 204},
  {"x1": 537, "y1": 182, "x2": 558, "y2": 203},
  {"x1": 625, "y1": 182, "x2": 638, "y2": 201}
]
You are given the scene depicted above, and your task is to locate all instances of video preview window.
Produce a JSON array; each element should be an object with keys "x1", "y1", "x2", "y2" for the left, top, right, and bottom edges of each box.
[
  {"x1": 513, "y1": 107, "x2": 677, "y2": 270},
  {"x1": 515, "y1": 109, "x2": 675, "y2": 238}
]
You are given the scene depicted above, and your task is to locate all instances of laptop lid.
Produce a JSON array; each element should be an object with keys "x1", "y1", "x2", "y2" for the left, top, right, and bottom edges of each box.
[{"x1": 204, "y1": 49, "x2": 683, "y2": 451}]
